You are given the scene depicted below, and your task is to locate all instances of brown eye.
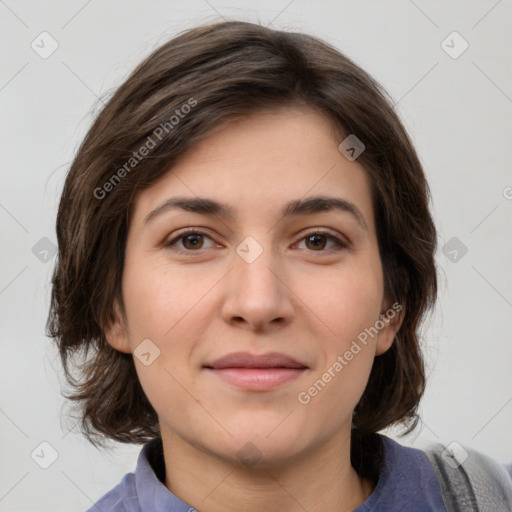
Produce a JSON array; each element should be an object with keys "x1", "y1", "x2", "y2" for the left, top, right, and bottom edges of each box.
[
  {"x1": 305, "y1": 234, "x2": 327, "y2": 250},
  {"x1": 181, "y1": 233, "x2": 204, "y2": 250},
  {"x1": 165, "y1": 229, "x2": 216, "y2": 253},
  {"x1": 297, "y1": 231, "x2": 348, "y2": 252}
]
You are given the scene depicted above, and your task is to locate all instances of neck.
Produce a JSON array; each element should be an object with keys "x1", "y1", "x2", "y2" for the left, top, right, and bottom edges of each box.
[{"x1": 161, "y1": 428, "x2": 374, "y2": 512}]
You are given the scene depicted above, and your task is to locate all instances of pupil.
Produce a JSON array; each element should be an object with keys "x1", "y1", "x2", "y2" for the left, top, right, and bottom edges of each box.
[
  {"x1": 185, "y1": 234, "x2": 202, "y2": 249},
  {"x1": 308, "y1": 234, "x2": 325, "y2": 250}
]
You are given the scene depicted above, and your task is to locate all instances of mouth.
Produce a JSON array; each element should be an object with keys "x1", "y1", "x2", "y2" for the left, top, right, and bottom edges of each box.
[{"x1": 203, "y1": 352, "x2": 308, "y2": 391}]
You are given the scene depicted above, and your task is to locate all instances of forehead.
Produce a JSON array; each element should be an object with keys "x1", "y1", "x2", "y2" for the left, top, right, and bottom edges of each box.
[{"x1": 130, "y1": 106, "x2": 375, "y2": 233}]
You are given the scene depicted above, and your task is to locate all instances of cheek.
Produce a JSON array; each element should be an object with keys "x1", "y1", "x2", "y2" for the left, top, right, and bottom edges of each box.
[
  {"x1": 121, "y1": 261, "x2": 215, "y2": 401},
  {"x1": 294, "y1": 256, "x2": 383, "y2": 410},
  {"x1": 122, "y1": 258, "x2": 216, "y2": 342},
  {"x1": 303, "y1": 260, "x2": 384, "y2": 347}
]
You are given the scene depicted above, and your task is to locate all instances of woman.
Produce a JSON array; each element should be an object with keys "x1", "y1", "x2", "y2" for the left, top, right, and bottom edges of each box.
[{"x1": 47, "y1": 20, "x2": 512, "y2": 511}]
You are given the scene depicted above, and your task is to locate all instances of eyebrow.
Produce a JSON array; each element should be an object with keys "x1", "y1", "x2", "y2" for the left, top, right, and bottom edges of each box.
[{"x1": 142, "y1": 195, "x2": 368, "y2": 231}]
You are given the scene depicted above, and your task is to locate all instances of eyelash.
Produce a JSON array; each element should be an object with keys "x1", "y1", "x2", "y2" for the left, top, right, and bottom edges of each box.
[{"x1": 165, "y1": 228, "x2": 349, "y2": 255}]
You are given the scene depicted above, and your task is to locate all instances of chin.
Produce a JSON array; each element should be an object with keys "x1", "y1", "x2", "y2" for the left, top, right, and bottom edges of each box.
[
  {"x1": 221, "y1": 439, "x2": 308, "y2": 471},
  {"x1": 219, "y1": 423, "x2": 310, "y2": 467}
]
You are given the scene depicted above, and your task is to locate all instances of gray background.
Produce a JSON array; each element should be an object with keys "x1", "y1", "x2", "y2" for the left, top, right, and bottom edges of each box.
[{"x1": 1, "y1": 1, "x2": 511, "y2": 510}]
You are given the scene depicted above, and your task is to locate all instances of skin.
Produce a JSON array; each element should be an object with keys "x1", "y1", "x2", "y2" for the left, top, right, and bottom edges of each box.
[{"x1": 105, "y1": 106, "x2": 402, "y2": 512}]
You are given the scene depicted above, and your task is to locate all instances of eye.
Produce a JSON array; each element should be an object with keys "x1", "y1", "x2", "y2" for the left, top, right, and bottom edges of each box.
[
  {"x1": 296, "y1": 230, "x2": 348, "y2": 252},
  {"x1": 165, "y1": 228, "x2": 349, "y2": 255},
  {"x1": 165, "y1": 229, "x2": 217, "y2": 253}
]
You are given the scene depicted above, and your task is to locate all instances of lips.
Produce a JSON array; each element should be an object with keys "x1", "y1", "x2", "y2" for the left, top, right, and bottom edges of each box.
[
  {"x1": 204, "y1": 352, "x2": 308, "y2": 391},
  {"x1": 204, "y1": 352, "x2": 308, "y2": 370}
]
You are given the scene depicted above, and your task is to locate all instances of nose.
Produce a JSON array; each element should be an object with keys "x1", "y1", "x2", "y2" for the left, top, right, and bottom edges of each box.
[{"x1": 220, "y1": 238, "x2": 294, "y2": 332}]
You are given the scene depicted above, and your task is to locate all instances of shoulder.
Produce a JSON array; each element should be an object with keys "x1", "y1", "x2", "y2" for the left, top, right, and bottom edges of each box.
[
  {"x1": 363, "y1": 435, "x2": 512, "y2": 512},
  {"x1": 85, "y1": 471, "x2": 138, "y2": 512},
  {"x1": 85, "y1": 438, "x2": 164, "y2": 512},
  {"x1": 423, "y1": 440, "x2": 512, "y2": 511},
  {"x1": 357, "y1": 435, "x2": 446, "y2": 511},
  {"x1": 84, "y1": 437, "x2": 192, "y2": 512}
]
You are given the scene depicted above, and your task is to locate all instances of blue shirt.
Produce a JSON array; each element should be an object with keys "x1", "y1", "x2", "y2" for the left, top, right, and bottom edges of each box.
[{"x1": 87, "y1": 434, "x2": 447, "y2": 511}]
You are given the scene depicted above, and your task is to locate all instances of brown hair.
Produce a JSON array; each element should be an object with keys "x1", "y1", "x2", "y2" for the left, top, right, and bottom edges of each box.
[{"x1": 47, "y1": 20, "x2": 437, "y2": 479}]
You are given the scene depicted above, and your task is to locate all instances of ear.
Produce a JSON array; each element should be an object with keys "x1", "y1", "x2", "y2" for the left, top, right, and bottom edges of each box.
[
  {"x1": 375, "y1": 301, "x2": 404, "y2": 356},
  {"x1": 104, "y1": 299, "x2": 132, "y2": 354}
]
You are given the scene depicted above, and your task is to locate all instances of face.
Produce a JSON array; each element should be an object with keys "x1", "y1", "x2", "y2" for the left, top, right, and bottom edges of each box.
[{"x1": 106, "y1": 106, "x2": 401, "y2": 468}]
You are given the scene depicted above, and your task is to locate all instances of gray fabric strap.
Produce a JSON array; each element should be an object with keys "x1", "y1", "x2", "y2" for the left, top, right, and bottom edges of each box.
[
  {"x1": 425, "y1": 442, "x2": 512, "y2": 512},
  {"x1": 425, "y1": 445, "x2": 478, "y2": 512}
]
